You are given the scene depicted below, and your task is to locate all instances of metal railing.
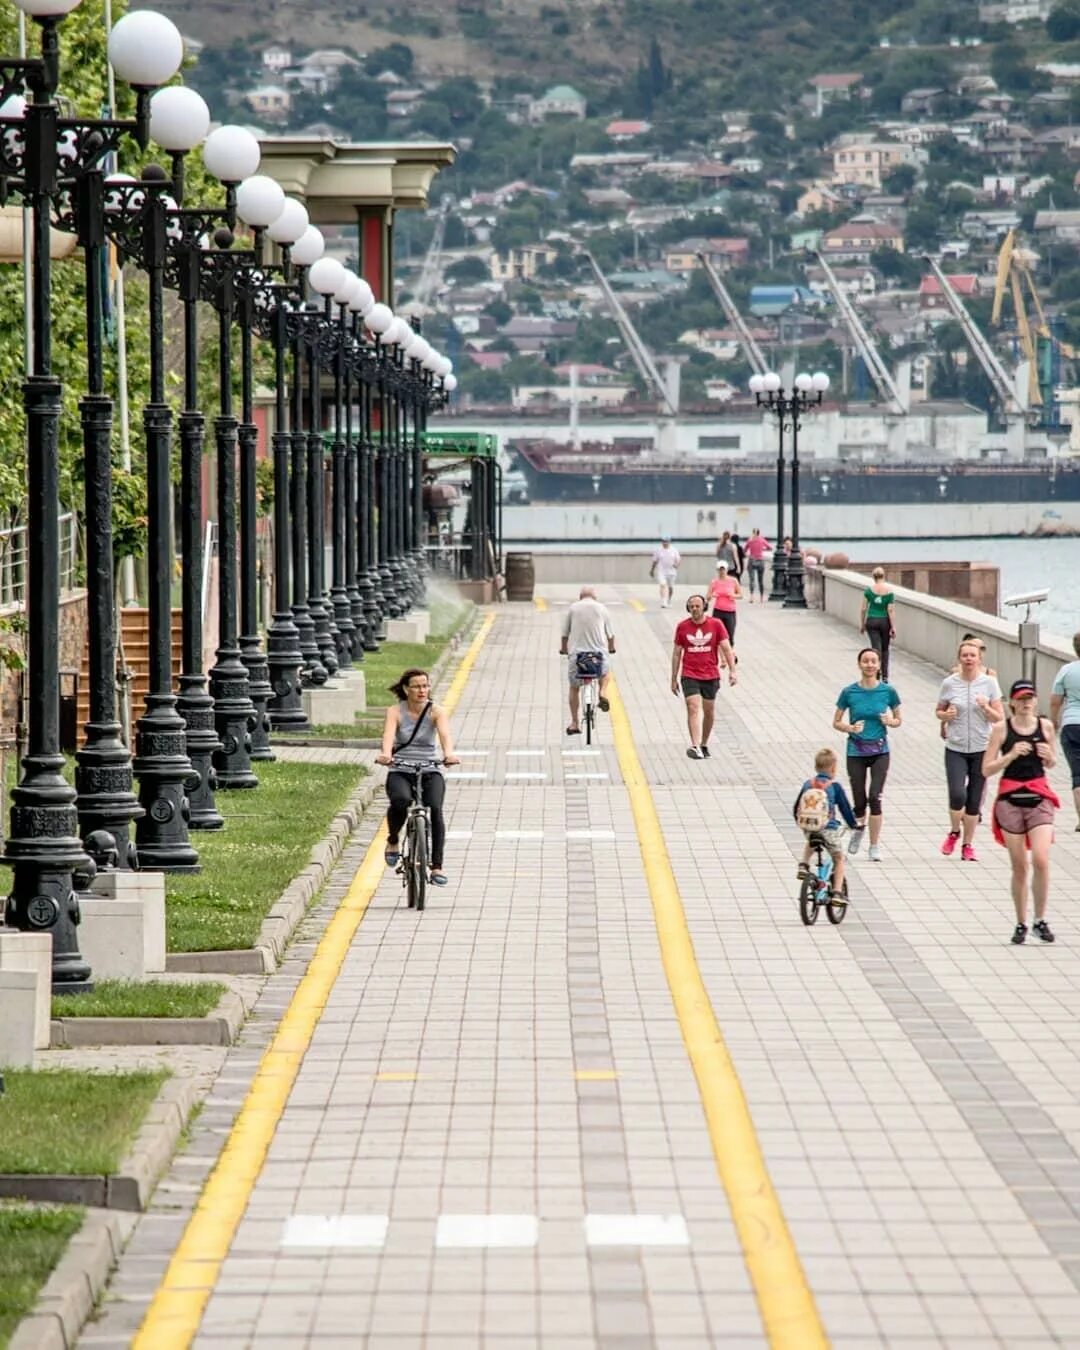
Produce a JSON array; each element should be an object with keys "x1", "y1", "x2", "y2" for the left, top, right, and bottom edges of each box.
[{"x1": 0, "y1": 512, "x2": 78, "y2": 611}]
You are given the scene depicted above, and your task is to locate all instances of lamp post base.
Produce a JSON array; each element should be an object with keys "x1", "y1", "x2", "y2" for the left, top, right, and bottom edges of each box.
[
  {"x1": 74, "y1": 723, "x2": 144, "y2": 866},
  {"x1": 176, "y1": 675, "x2": 224, "y2": 832},
  {"x1": 769, "y1": 551, "x2": 789, "y2": 602},
  {"x1": 132, "y1": 696, "x2": 201, "y2": 873},
  {"x1": 240, "y1": 636, "x2": 275, "y2": 761},
  {"x1": 783, "y1": 548, "x2": 808, "y2": 609},
  {"x1": 266, "y1": 611, "x2": 309, "y2": 729},
  {"x1": 362, "y1": 569, "x2": 383, "y2": 648},
  {"x1": 347, "y1": 585, "x2": 367, "y2": 661},
  {"x1": 331, "y1": 587, "x2": 356, "y2": 668},
  {"x1": 209, "y1": 652, "x2": 259, "y2": 790}
]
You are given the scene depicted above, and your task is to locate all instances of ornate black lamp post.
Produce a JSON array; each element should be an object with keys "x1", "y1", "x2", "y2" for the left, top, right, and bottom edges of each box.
[
  {"x1": 751, "y1": 369, "x2": 831, "y2": 610},
  {"x1": 750, "y1": 372, "x2": 789, "y2": 601},
  {"x1": 261, "y1": 204, "x2": 310, "y2": 728},
  {"x1": 342, "y1": 290, "x2": 372, "y2": 657},
  {"x1": 322, "y1": 267, "x2": 358, "y2": 666},
  {"x1": 356, "y1": 315, "x2": 383, "y2": 649},
  {"x1": 1, "y1": 2, "x2": 190, "y2": 985}
]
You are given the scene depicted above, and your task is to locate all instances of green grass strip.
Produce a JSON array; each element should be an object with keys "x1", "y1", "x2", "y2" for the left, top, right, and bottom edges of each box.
[
  {"x1": 166, "y1": 759, "x2": 360, "y2": 952},
  {"x1": 0, "y1": 1203, "x2": 85, "y2": 1347},
  {"x1": 0, "y1": 1070, "x2": 167, "y2": 1175},
  {"x1": 50, "y1": 980, "x2": 225, "y2": 1020}
]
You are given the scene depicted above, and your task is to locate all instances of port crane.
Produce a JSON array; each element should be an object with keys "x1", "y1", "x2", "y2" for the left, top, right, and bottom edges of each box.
[
  {"x1": 584, "y1": 249, "x2": 678, "y2": 416},
  {"x1": 814, "y1": 252, "x2": 907, "y2": 415},
  {"x1": 991, "y1": 228, "x2": 1075, "y2": 421},
  {"x1": 410, "y1": 196, "x2": 452, "y2": 315},
  {"x1": 695, "y1": 251, "x2": 769, "y2": 377}
]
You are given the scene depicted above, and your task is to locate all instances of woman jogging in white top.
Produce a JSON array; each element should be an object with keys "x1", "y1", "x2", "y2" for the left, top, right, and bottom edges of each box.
[{"x1": 936, "y1": 639, "x2": 1003, "y2": 861}]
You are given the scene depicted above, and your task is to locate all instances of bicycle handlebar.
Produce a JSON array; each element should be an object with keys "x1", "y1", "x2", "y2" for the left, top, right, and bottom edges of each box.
[{"x1": 387, "y1": 758, "x2": 445, "y2": 771}]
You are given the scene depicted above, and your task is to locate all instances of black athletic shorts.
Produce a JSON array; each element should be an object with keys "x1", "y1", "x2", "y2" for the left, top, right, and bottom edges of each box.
[{"x1": 681, "y1": 676, "x2": 719, "y2": 700}]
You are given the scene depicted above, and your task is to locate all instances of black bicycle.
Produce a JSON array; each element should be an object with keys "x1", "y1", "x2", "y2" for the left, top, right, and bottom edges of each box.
[
  {"x1": 390, "y1": 758, "x2": 442, "y2": 912},
  {"x1": 799, "y1": 833, "x2": 849, "y2": 926}
]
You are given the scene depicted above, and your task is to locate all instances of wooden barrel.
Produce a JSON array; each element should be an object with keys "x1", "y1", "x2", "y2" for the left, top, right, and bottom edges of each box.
[{"x1": 505, "y1": 552, "x2": 535, "y2": 601}]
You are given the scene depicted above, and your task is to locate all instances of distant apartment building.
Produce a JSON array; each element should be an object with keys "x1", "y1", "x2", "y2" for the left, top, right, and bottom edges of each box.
[
  {"x1": 831, "y1": 135, "x2": 919, "y2": 190},
  {"x1": 489, "y1": 243, "x2": 559, "y2": 282},
  {"x1": 919, "y1": 274, "x2": 980, "y2": 311},
  {"x1": 246, "y1": 85, "x2": 291, "y2": 122},
  {"x1": 261, "y1": 45, "x2": 292, "y2": 73},
  {"x1": 663, "y1": 237, "x2": 750, "y2": 274},
  {"x1": 820, "y1": 219, "x2": 904, "y2": 261},
  {"x1": 808, "y1": 72, "x2": 863, "y2": 118},
  {"x1": 528, "y1": 85, "x2": 587, "y2": 123}
]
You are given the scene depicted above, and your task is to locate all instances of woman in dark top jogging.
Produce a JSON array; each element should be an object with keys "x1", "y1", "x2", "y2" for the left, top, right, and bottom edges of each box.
[
  {"x1": 983, "y1": 678, "x2": 1060, "y2": 945},
  {"x1": 833, "y1": 647, "x2": 902, "y2": 862},
  {"x1": 376, "y1": 668, "x2": 460, "y2": 884}
]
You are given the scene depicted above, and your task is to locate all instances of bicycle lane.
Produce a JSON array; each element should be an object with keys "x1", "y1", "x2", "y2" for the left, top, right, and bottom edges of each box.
[
  {"x1": 106, "y1": 598, "x2": 775, "y2": 1349},
  {"x1": 614, "y1": 583, "x2": 1080, "y2": 1346}
]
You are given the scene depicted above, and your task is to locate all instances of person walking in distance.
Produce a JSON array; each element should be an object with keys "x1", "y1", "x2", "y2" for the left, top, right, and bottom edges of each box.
[
  {"x1": 715, "y1": 530, "x2": 739, "y2": 575},
  {"x1": 937, "y1": 639, "x2": 1003, "y2": 861},
  {"x1": 650, "y1": 535, "x2": 681, "y2": 608},
  {"x1": 376, "y1": 668, "x2": 460, "y2": 885},
  {"x1": 1050, "y1": 630, "x2": 1080, "y2": 831},
  {"x1": 707, "y1": 560, "x2": 742, "y2": 645},
  {"x1": 833, "y1": 647, "x2": 902, "y2": 862},
  {"x1": 859, "y1": 567, "x2": 896, "y2": 679},
  {"x1": 743, "y1": 527, "x2": 770, "y2": 603},
  {"x1": 983, "y1": 678, "x2": 1060, "y2": 944},
  {"x1": 671, "y1": 593, "x2": 736, "y2": 760},
  {"x1": 560, "y1": 585, "x2": 616, "y2": 736}
]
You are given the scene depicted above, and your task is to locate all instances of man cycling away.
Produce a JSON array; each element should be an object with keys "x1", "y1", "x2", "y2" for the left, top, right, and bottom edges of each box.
[
  {"x1": 671, "y1": 593, "x2": 736, "y2": 760},
  {"x1": 561, "y1": 585, "x2": 616, "y2": 735}
]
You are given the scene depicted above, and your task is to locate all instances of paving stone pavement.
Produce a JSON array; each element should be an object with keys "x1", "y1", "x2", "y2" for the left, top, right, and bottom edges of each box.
[{"x1": 83, "y1": 588, "x2": 1080, "y2": 1348}]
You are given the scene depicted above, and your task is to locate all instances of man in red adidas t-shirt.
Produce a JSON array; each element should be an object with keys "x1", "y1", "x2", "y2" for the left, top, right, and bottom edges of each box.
[{"x1": 671, "y1": 593, "x2": 737, "y2": 760}]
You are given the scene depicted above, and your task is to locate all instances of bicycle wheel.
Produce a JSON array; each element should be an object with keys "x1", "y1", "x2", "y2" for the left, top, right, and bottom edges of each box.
[
  {"x1": 583, "y1": 683, "x2": 596, "y2": 745},
  {"x1": 410, "y1": 815, "x2": 428, "y2": 912},
  {"x1": 798, "y1": 878, "x2": 820, "y2": 926},
  {"x1": 403, "y1": 816, "x2": 417, "y2": 907},
  {"x1": 826, "y1": 878, "x2": 849, "y2": 925}
]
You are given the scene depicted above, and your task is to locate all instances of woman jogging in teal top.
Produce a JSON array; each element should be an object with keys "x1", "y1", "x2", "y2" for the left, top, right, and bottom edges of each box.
[{"x1": 833, "y1": 647, "x2": 902, "y2": 862}]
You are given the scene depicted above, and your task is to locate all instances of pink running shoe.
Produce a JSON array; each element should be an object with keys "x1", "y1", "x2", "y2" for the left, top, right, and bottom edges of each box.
[
  {"x1": 962, "y1": 844, "x2": 977, "y2": 862},
  {"x1": 941, "y1": 830, "x2": 960, "y2": 856}
]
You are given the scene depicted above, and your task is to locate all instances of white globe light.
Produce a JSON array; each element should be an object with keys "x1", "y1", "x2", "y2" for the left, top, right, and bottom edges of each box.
[
  {"x1": 434, "y1": 355, "x2": 452, "y2": 378},
  {"x1": 14, "y1": 0, "x2": 83, "y2": 15},
  {"x1": 812, "y1": 371, "x2": 831, "y2": 393},
  {"x1": 203, "y1": 124, "x2": 261, "y2": 184},
  {"x1": 422, "y1": 351, "x2": 440, "y2": 372},
  {"x1": 0, "y1": 94, "x2": 26, "y2": 119},
  {"x1": 443, "y1": 373, "x2": 458, "y2": 393},
  {"x1": 749, "y1": 373, "x2": 764, "y2": 394},
  {"x1": 794, "y1": 371, "x2": 813, "y2": 393},
  {"x1": 289, "y1": 226, "x2": 325, "y2": 267},
  {"x1": 266, "y1": 198, "x2": 309, "y2": 245},
  {"x1": 308, "y1": 256, "x2": 347, "y2": 296},
  {"x1": 348, "y1": 277, "x2": 374, "y2": 313},
  {"x1": 365, "y1": 303, "x2": 394, "y2": 335},
  {"x1": 149, "y1": 86, "x2": 210, "y2": 152},
  {"x1": 385, "y1": 317, "x2": 412, "y2": 346},
  {"x1": 410, "y1": 337, "x2": 432, "y2": 366},
  {"x1": 333, "y1": 269, "x2": 360, "y2": 305},
  {"x1": 235, "y1": 175, "x2": 286, "y2": 228},
  {"x1": 762, "y1": 371, "x2": 781, "y2": 393},
  {"x1": 108, "y1": 11, "x2": 184, "y2": 88}
]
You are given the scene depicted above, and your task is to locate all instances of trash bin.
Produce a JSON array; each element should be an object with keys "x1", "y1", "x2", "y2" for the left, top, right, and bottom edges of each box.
[{"x1": 59, "y1": 668, "x2": 78, "y2": 754}]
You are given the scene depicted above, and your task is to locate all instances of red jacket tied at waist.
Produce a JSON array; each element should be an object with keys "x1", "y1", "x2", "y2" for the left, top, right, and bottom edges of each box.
[{"x1": 992, "y1": 776, "x2": 1061, "y2": 847}]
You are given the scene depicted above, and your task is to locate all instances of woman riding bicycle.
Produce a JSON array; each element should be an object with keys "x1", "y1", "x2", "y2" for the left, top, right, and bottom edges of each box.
[{"x1": 376, "y1": 668, "x2": 459, "y2": 885}]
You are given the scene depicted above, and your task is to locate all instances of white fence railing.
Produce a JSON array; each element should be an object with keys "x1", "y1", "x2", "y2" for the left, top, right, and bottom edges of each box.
[{"x1": 0, "y1": 513, "x2": 78, "y2": 611}]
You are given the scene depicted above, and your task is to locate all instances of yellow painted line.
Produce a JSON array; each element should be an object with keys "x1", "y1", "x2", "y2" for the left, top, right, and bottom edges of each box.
[
  {"x1": 132, "y1": 828, "x2": 387, "y2": 1348},
  {"x1": 607, "y1": 676, "x2": 828, "y2": 1350},
  {"x1": 575, "y1": 1069, "x2": 618, "y2": 1081},
  {"x1": 134, "y1": 614, "x2": 496, "y2": 1349},
  {"x1": 375, "y1": 1071, "x2": 417, "y2": 1082},
  {"x1": 442, "y1": 611, "x2": 495, "y2": 713},
  {"x1": 628, "y1": 598, "x2": 646, "y2": 612},
  {"x1": 534, "y1": 596, "x2": 548, "y2": 611}
]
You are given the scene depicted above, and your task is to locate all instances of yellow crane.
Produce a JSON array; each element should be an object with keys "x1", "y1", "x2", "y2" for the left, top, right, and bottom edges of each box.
[{"x1": 992, "y1": 230, "x2": 1077, "y2": 411}]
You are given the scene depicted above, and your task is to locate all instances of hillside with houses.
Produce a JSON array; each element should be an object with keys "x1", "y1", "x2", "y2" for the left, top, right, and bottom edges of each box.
[{"x1": 172, "y1": 0, "x2": 1080, "y2": 418}]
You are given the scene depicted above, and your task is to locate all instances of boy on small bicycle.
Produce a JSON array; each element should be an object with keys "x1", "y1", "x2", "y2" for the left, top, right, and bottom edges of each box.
[{"x1": 794, "y1": 748, "x2": 857, "y2": 897}]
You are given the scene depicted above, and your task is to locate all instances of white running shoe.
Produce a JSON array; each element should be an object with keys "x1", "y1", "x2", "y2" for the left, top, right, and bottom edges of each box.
[
  {"x1": 868, "y1": 844, "x2": 882, "y2": 862},
  {"x1": 847, "y1": 827, "x2": 865, "y2": 856}
]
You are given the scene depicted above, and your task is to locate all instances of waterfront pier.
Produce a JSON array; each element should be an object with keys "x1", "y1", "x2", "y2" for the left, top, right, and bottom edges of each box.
[{"x1": 89, "y1": 587, "x2": 1080, "y2": 1347}]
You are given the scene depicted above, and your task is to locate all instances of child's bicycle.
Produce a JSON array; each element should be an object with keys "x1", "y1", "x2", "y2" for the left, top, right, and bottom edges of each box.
[{"x1": 799, "y1": 832, "x2": 849, "y2": 926}]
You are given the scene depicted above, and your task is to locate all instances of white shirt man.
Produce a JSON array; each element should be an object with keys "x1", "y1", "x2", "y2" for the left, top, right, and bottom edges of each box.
[
  {"x1": 559, "y1": 587, "x2": 615, "y2": 735},
  {"x1": 650, "y1": 538, "x2": 681, "y2": 607}
]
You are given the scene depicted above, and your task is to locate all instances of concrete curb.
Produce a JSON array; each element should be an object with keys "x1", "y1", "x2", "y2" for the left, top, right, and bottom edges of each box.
[
  {"x1": 49, "y1": 988, "x2": 248, "y2": 1048},
  {"x1": 166, "y1": 776, "x2": 378, "y2": 976},
  {"x1": 0, "y1": 1073, "x2": 199, "y2": 1213},
  {"x1": 8, "y1": 1208, "x2": 134, "y2": 1350}
]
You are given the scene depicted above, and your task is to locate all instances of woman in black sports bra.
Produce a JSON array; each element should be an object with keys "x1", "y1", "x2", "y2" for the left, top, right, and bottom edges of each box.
[{"x1": 983, "y1": 678, "x2": 1060, "y2": 945}]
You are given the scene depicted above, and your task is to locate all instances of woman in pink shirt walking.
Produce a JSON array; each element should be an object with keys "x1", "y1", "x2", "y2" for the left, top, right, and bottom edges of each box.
[
  {"x1": 707, "y1": 561, "x2": 743, "y2": 644},
  {"x1": 743, "y1": 527, "x2": 771, "y2": 603}
]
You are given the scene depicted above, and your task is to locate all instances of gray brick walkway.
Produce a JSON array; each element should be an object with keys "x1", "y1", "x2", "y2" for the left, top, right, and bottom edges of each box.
[{"x1": 85, "y1": 588, "x2": 1080, "y2": 1348}]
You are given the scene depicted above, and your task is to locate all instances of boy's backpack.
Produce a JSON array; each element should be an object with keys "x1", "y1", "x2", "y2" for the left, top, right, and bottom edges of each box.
[{"x1": 796, "y1": 781, "x2": 831, "y2": 835}]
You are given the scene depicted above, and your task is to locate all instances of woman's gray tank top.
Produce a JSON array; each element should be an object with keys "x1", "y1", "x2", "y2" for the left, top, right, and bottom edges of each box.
[{"x1": 393, "y1": 700, "x2": 438, "y2": 766}]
